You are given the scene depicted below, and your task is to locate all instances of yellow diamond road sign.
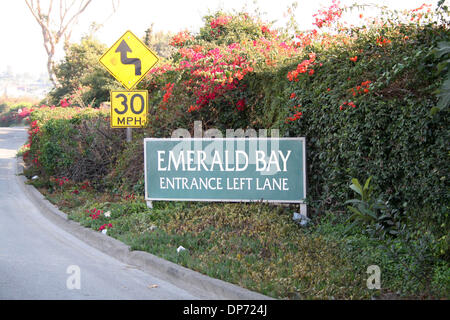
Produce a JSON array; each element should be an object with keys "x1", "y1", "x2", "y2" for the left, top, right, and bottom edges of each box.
[{"x1": 100, "y1": 30, "x2": 159, "y2": 90}]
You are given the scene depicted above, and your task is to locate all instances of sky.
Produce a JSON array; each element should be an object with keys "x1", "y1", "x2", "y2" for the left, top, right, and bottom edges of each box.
[{"x1": 0, "y1": 0, "x2": 439, "y2": 78}]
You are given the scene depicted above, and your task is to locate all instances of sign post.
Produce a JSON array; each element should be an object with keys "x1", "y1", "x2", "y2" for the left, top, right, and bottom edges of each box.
[
  {"x1": 99, "y1": 30, "x2": 159, "y2": 140},
  {"x1": 126, "y1": 128, "x2": 132, "y2": 142}
]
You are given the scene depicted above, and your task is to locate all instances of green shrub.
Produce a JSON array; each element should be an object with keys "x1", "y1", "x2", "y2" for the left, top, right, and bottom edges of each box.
[
  {"x1": 26, "y1": 107, "x2": 125, "y2": 185},
  {"x1": 344, "y1": 177, "x2": 404, "y2": 238}
]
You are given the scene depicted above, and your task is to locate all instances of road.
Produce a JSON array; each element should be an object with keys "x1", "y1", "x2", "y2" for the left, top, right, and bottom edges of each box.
[{"x1": 0, "y1": 127, "x2": 201, "y2": 299}]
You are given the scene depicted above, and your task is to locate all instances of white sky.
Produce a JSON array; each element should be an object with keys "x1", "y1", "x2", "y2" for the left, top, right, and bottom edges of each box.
[{"x1": 0, "y1": 0, "x2": 439, "y2": 77}]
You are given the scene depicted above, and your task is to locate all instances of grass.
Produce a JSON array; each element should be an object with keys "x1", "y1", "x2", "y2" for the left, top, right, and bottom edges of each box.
[{"x1": 33, "y1": 178, "x2": 449, "y2": 300}]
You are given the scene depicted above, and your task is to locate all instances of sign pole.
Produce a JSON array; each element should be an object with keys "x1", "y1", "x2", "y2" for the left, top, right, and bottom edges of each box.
[{"x1": 126, "y1": 127, "x2": 132, "y2": 142}]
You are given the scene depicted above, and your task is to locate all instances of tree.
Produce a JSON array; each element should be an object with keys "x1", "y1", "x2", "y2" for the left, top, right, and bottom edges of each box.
[
  {"x1": 143, "y1": 24, "x2": 175, "y2": 59},
  {"x1": 24, "y1": 0, "x2": 119, "y2": 86},
  {"x1": 49, "y1": 35, "x2": 118, "y2": 107}
]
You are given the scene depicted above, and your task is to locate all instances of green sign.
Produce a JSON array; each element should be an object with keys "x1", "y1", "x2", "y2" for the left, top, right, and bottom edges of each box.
[{"x1": 144, "y1": 138, "x2": 306, "y2": 203}]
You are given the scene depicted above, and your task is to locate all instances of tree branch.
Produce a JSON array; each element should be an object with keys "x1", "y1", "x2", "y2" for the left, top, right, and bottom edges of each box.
[
  {"x1": 25, "y1": 0, "x2": 114, "y2": 86},
  {"x1": 59, "y1": 0, "x2": 92, "y2": 42}
]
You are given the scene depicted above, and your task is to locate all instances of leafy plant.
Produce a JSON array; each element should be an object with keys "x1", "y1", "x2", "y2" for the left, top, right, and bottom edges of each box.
[{"x1": 345, "y1": 177, "x2": 404, "y2": 238}]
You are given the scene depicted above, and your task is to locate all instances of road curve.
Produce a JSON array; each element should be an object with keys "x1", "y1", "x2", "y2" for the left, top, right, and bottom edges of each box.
[{"x1": 0, "y1": 127, "x2": 202, "y2": 300}]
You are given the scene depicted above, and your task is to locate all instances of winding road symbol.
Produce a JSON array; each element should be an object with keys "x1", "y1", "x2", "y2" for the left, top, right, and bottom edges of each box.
[{"x1": 115, "y1": 40, "x2": 142, "y2": 76}]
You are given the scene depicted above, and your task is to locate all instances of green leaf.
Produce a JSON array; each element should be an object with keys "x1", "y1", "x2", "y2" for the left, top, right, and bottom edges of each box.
[
  {"x1": 435, "y1": 41, "x2": 450, "y2": 59},
  {"x1": 436, "y1": 76, "x2": 450, "y2": 111},
  {"x1": 359, "y1": 206, "x2": 378, "y2": 220},
  {"x1": 344, "y1": 220, "x2": 359, "y2": 234},
  {"x1": 363, "y1": 176, "x2": 372, "y2": 191},
  {"x1": 350, "y1": 178, "x2": 363, "y2": 197},
  {"x1": 347, "y1": 205, "x2": 363, "y2": 218},
  {"x1": 344, "y1": 199, "x2": 364, "y2": 205},
  {"x1": 430, "y1": 106, "x2": 440, "y2": 115}
]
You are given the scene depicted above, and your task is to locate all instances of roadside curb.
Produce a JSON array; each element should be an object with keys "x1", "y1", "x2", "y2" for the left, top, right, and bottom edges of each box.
[{"x1": 15, "y1": 157, "x2": 274, "y2": 300}]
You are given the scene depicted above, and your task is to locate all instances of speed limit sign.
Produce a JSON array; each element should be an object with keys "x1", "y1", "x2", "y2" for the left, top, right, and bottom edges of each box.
[{"x1": 110, "y1": 90, "x2": 148, "y2": 128}]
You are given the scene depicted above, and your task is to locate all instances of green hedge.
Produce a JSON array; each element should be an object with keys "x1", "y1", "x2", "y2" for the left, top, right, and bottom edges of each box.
[
  {"x1": 28, "y1": 107, "x2": 125, "y2": 186},
  {"x1": 255, "y1": 25, "x2": 450, "y2": 234}
]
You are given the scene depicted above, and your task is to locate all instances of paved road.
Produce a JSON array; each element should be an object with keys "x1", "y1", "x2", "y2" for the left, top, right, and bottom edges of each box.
[{"x1": 0, "y1": 127, "x2": 201, "y2": 299}]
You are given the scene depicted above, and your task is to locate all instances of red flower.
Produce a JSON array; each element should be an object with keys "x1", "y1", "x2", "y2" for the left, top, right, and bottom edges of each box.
[
  {"x1": 170, "y1": 30, "x2": 193, "y2": 47},
  {"x1": 261, "y1": 25, "x2": 270, "y2": 33},
  {"x1": 287, "y1": 52, "x2": 317, "y2": 81},
  {"x1": 99, "y1": 223, "x2": 113, "y2": 231},
  {"x1": 285, "y1": 106, "x2": 302, "y2": 122},
  {"x1": 376, "y1": 37, "x2": 391, "y2": 47},
  {"x1": 290, "y1": 93, "x2": 296, "y2": 99},
  {"x1": 312, "y1": 0, "x2": 343, "y2": 28},
  {"x1": 236, "y1": 99, "x2": 246, "y2": 111},
  {"x1": 90, "y1": 209, "x2": 101, "y2": 220},
  {"x1": 162, "y1": 83, "x2": 175, "y2": 104},
  {"x1": 339, "y1": 101, "x2": 356, "y2": 110},
  {"x1": 60, "y1": 99, "x2": 70, "y2": 108},
  {"x1": 349, "y1": 56, "x2": 358, "y2": 62},
  {"x1": 210, "y1": 15, "x2": 232, "y2": 29},
  {"x1": 350, "y1": 80, "x2": 372, "y2": 96},
  {"x1": 188, "y1": 105, "x2": 201, "y2": 113}
]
